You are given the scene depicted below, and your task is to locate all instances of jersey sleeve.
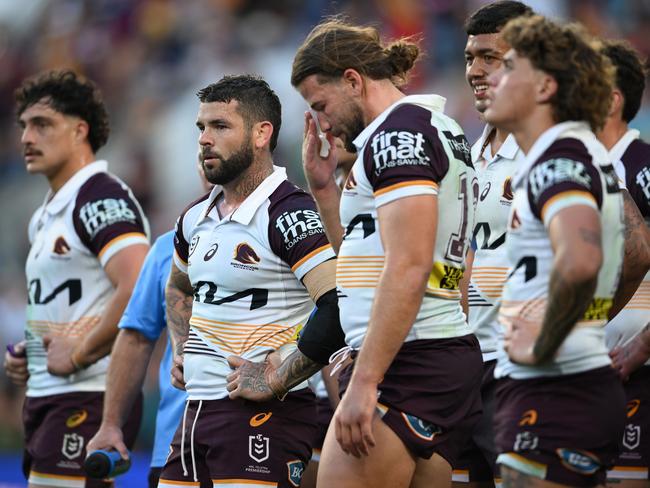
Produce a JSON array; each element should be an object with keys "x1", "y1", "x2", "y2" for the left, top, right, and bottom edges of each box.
[
  {"x1": 73, "y1": 173, "x2": 149, "y2": 267},
  {"x1": 172, "y1": 192, "x2": 212, "y2": 274},
  {"x1": 268, "y1": 184, "x2": 335, "y2": 281},
  {"x1": 526, "y1": 139, "x2": 603, "y2": 227},
  {"x1": 118, "y1": 231, "x2": 174, "y2": 341},
  {"x1": 363, "y1": 104, "x2": 453, "y2": 208}
]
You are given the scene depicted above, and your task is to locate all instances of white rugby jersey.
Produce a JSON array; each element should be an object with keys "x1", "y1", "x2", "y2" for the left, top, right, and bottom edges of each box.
[
  {"x1": 496, "y1": 122, "x2": 624, "y2": 379},
  {"x1": 25, "y1": 160, "x2": 150, "y2": 397},
  {"x1": 173, "y1": 166, "x2": 335, "y2": 400},
  {"x1": 338, "y1": 95, "x2": 477, "y2": 349},
  {"x1": 469, "y1": 125, "x2": 523, "y2": 361},
  {"x1": 605, "y1": 129, "x2": 650, "y2": 354}
]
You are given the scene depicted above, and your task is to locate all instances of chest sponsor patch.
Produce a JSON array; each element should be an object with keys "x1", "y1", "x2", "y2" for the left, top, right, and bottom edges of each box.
[
  {"x1": 79, "y1": 198, "x2": 137, "y2": 238},
  {"x1": 529, "y1": 158, "x2": 592, "y2": 201},
  {"x1": 370, "y1": 129, "x2": 431, "y2": 176},
  {"x1": 274, "y1": 209, "x2": 324, "y2": 249}
]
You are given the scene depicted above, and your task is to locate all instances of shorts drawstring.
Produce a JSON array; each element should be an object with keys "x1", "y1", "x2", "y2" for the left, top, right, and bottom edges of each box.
[
  {"x1": 190, "y1": 400, "x2": 203, "y2": 482},
  {"x1": 329, "y1": 345, "x2": 353, "y2": 376},
  {"x1": 180, "y1": 400, "x2": 190, "y2": 477}
]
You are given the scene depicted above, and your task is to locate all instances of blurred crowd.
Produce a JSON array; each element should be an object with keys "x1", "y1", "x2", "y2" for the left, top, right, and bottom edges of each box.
[{"x1": 1, "y1": 0, "x2": 650, "y2": 454}]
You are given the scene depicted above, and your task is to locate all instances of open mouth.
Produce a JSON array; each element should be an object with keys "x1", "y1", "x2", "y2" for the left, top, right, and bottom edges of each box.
[{"x1": 473, "y1": 83, "x2": 489, "y2": 98}]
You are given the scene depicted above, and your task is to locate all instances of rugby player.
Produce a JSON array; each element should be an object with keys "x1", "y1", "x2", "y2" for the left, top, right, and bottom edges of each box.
[
  {"x1": 598, "y1": 39, "x2": 650, "y2": 486},
  {"x1": 158, "y1": 75, "x2": 337, "y2": 488},
  {"x1": 4, "y1": 70, "x2": 149, "y2": 488},
  {"x1": 456, "y1": 3, "x2": 533, "y2": 486},
  {"x1": 229, "y1": 18, "x2": 483, "y2": 488},
  {"x1": 483, "y1": 16, "x2": 626, "y2": 487},
  {"x1": 87, "y1": 165, "x2": 213, "y2": 488}
]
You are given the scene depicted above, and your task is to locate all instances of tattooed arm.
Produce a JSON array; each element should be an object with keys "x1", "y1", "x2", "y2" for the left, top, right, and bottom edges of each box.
[
  {"x1": 165, "y1": 262, "x2": 194, "y2": 389},
  {"x1": 609, "y1": 190, "x2": 650, "y2": 319},
  {"x1": 505, "y1": 206, "x2": 601, "y2": 365},
  {"x1": 227, "y1": 349, "x2": 322, "y2": 401}
]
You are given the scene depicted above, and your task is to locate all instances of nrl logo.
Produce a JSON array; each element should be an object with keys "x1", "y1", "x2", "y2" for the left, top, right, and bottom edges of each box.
[
  {"x1": 61, "y1": 433, "x2": 84, "y2": 460},
  {"x1": 249, "y1": 434, "x2": 270, "y2": 463}
]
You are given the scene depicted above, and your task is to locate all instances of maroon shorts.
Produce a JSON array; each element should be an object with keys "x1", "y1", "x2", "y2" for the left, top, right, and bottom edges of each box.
[
  {"x1": 338, "y1": 335, "x2": 483, "y2": 463},
  {"x1": 158, "y1": 389, "x2": 317, "y2": 488},
  {"x1": 22, "y1": 391, "x2": 142, "y2": 487},
  {"x1": 495, "y1": 366, "x2": 625, "y2": 487},
  {"x1": 312, "y1": 396, "x2": 334, "y2": 461},
  {"x1": 608, "y1": 365, "x2": 650, "y2": 481},
  {"x1": 451, "y1": 359, "x2": 499, "y2": 483}
]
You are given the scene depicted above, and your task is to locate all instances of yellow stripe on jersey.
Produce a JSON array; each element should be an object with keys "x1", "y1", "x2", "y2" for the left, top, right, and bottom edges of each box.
[
  {"x1": 213, "y1": 480, "x2": 278, "y2": 485},
  {"x1": 98, "y1": 232, "x2": 148, "y2": 259},
  {"x1": 189, "y1": 316, "x2": 299, "y2": 355},
  {"x1": 336, "y1": 256, "x2": 385, "y2": 288},
  {"x1": 27, "y1": 316, "x2": 100, "y2": 337},
  {"x1": 471, "y1": 266, "x2": 509, "y2": 299},
  {"x1": 540, "y1": 190, "x2": 597, "y2": 222},
  {"x1": 427, "y1": 261, "x2": 464, "y2": 291},
  {"x1": 625, "y1": 282, "x2": 650, "y2": 309},
  {"x1": 158, "y1": 479, "x2": 201, "y2": 486},
  {"x1": 290, "y1": 244, "x2": 333, "y2": 272},
  {"x1": 582, "y1": 297, "x2": 613, "y2": 321},
  {"x1": 373, "y1": 180, "x2": 438, "y2": 197}
]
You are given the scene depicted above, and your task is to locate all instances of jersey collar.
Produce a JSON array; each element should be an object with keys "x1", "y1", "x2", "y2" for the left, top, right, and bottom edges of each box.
[
  {"x1": 471, "y1": 124, "x2": 520, "y2": 164},
  {"x1": 203, "y1": 165, "x2": 288, "y2": 225},
  {"x1": 43, "y1": 160, "x2": 108, "y2": 215},
  {"x1": 608, "y1": 128, "x2": 640, "y2": 164},
  {"x1": 512, "y1": 121, "x2": 589, "y2": 189},
  {"x1": 352, "y1": 94, "x2": 447, "y2": 151}
]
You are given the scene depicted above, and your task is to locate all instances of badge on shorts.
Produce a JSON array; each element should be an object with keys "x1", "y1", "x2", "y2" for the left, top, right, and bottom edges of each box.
[
  {"x1": 286, "y1": 460, "x2": 305, "y2": 487},
  {"x1": 556, "y1": 448, "x2": 600, "y2": 475},
  {"x1": 401, "y1": 412, "x2": 441, "y2": 441},
  {"x1": 65, "y1": 409, "x2": 88, "y2": 428},
  {"x1": 249, "y1": 434, "x2": 270, "y2": 463},
  {"x1": 623, "y1": 424, "x2": 641, "y2": 450},
  {"x1": 62, "y1": 433, "x2": 84, "y2": 460}
]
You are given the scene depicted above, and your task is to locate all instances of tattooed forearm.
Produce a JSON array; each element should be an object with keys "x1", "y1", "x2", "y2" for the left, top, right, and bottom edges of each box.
[
  {"x1": 532, "y1": 266, "x2": 597, "y2": 364},
  {"x1": 610, "y1": 191, "x2": 650, "y2": 318},
  {"x1": 272, "y1": 349, "x2": 323, "y2": 394},
  {"x1": 165, "y1": 264, "x2": 194, "y2": 354}
]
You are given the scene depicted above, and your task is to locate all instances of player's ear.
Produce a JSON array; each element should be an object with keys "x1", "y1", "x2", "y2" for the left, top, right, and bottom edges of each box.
[
  {"x1": 74, "y1": 119, "x2": 90, "y2": 146},
  {"x1": 608, "y1": 89, "x2": 623, "y2": 118},
  {"x1": 342, "y1": 68, "x2": 364, "y2": 97},
  {"x1": 536, "y1": 72, "x2": 557, "y2": 104},
  {"x1": 252, "y1": 121, "x2": 274, "y2": 151}
]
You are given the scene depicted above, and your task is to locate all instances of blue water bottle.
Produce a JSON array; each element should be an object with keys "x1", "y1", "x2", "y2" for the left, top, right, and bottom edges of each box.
[{"x1": 84, "y1": 450, "x2": 131, "y2": 478}]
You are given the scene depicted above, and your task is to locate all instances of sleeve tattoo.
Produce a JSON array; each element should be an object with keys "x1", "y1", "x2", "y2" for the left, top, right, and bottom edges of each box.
[{"x1": 165, "y1": 264, "x2": 194, "y2": 356}]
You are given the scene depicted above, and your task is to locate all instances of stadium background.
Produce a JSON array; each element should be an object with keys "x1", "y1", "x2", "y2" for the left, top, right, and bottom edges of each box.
[{"x1": 0, "y1": 0, "x2": 649, "y2": 485}]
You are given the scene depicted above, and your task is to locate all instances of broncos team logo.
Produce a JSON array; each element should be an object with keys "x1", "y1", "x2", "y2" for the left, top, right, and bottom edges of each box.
[
  {"x1": 501, "y1": 177, "x2": 514, "y2": 202},
  {"x1": 233, "y1": 243, "x2": 261, "y2": 265},
  {"x1": 401, "y1": 412, "x2": 441, "y2": 441},
  {"x1": 53, "y1": 236, "x2": 71, "y2": 255}
]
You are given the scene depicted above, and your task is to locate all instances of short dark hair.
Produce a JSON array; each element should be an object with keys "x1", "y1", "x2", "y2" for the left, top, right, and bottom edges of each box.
[
  {"x1": 15, "y1": 70, "x2": 110, "y2": 153},
  {"x1": 601, "y1": 39, "x2": 648, "y2": 123},
  {"x1": 465, "y1": 1, "x2": 534, "y2": 35},
  {"x1": 291, "y1": 17, "x2": 420, "y2": 88},
  {"x1": 197, "y1": 75, "x2": 282, "y2": 152}
]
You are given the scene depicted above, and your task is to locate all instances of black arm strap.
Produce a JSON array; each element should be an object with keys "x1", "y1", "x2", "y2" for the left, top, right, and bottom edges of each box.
[{"x1": 297, "y1": 289, "x2": 346, "y2": 365}]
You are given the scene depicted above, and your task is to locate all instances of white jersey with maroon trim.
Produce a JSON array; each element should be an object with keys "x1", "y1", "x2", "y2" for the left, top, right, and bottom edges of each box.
[
  {"x1": 173, "y1": 166, "x2": 335, "y2": 400},
  {"x1": 496, "y1": 122, "x2": 624, "y2": 379},
  {"x1": 469, "y1": 125, "x2": 523, "y2": 361},
  {"x1": 605, "y1": 129, "x2": 650, "y2": 356},
  {"x1": 25, "y1": 160, "x2": 150, "y2": 397},
  {"x1": 338, "y1": 95, "x2": 477, "y2": 349}
]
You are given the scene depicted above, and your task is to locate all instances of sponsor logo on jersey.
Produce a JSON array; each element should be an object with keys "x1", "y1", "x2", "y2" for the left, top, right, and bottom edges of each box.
[
  {"x1": 623, "y1": 424, "x2": 641, "y2": 450},
  {"x1": 556, "y1": 448, "x2": 600, "y2": 474},
  {"x1": 518, "y1": 409, "x2": 538, "y2": 426},
  {"x1": 627, "y1": 399, "x2": 641, "y2": 418},
  {"x1": 636, "y1": 166, "x2": 650, "y2": 200},
  {"x1": 501, "y1": 177, "x2": 514, "y2": 203},
  {"x1": 61, "y1": 432, "x2": 84, "y2": 460},
  {"x1": 370, "y1": 130, "x2": 430, "y2": 176},
  {"x1": 249, "y1": 412, "x2": 273, "y2": 427},
  {"x1": 480, "y1": 182, "x2": 491, "y2": 201},
  {"x1": 514, "y1": 431, "x2": 538, "y2": 451},
  {"x1": 79, "y1": 198, "x2": 137, "y2": 238},
  {"x1": 52, "y1": 236, "x2": 71, "y2": 256},
  {"x1": 249, "y1": 434, "x2": 270, "y2": 463},
  {"x1": 287, "y1": 460, "x2": 305, "y2": 487},
  {"x1": 582, "y1": 297, "x2": 612, "y2": 321},
  {"x1": 66, "y1": 410, "x2": 88, "y2": 428},
  {"x1": 528, "y1": 158, "x2": 592, "y2": 201},
  {"x1": 203, "y1": 243, "x2": 218, "y2": 261},
  {"x1": 401, "y1": 412, "x2": 441, "y2": 441},
  {"x1": 442, "y1": 130, "x2": 472, "y2": 166},
  {"x1": 275, "y1": 209, "x2": 324, "y2": 249},
  {"x1": 428, "y1": 262, "x2": 463, "y2": 291}
]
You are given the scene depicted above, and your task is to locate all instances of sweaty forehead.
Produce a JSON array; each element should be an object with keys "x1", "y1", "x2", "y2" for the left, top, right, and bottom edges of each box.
[{"x1": 465, "y1": 33, "x2": 509, "y2": 55}]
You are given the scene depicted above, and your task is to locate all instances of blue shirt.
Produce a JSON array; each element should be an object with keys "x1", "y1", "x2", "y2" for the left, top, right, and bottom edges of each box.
[{"x1": 118, "y1": 231, "x2": 185, "y2": 468}]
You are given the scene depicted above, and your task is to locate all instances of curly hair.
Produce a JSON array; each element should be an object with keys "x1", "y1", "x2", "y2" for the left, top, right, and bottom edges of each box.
[
  {"x1": 502, "y1": 15, "x2": 614, "y2": 131},
  {"x1": 291, "y1": 16, "x2": 421, "y2": 88},
  {"x1": 15, "y1": 70, "x2": 110, "y2": 153},
  {"x1": 197, "y1": 74, "x2": 282, "y2": 152},
  {"x1": 601, "y1": 39, "x2": 648, "y2": 123}
]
